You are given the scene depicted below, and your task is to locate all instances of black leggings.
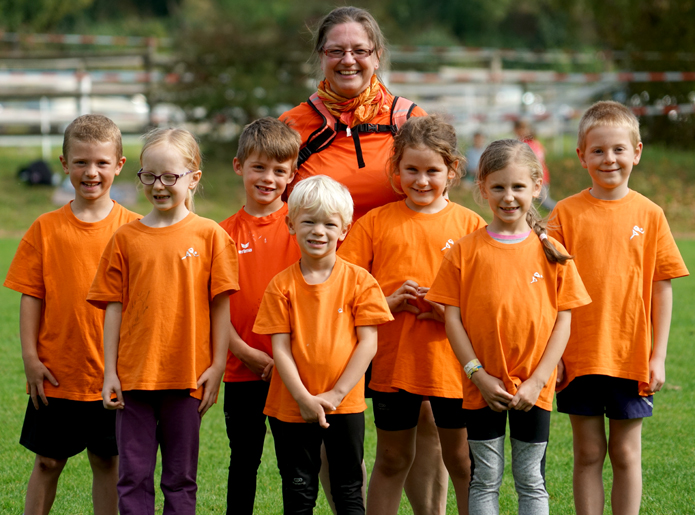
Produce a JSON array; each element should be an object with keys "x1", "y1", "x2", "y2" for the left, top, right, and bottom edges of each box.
[{"x1": 269, "y1": 413, "x2": 365, "y2": 515}]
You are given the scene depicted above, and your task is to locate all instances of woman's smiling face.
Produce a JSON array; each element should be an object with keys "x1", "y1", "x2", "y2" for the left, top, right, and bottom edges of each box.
[{"x1": 320, "y1": 21, "x2": 380, "y2": 98}]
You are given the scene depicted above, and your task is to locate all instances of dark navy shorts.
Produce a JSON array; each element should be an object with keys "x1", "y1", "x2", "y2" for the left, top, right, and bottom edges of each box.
[
  {"x1": 20, "y1": 397, "x2": 118, "y2": 460},
  {"x1": 372, "y1": 389, "x2": 466, "y2": 431},
  {"x1": 556, "y1": 375, "x2": 653, "y2": 420}
]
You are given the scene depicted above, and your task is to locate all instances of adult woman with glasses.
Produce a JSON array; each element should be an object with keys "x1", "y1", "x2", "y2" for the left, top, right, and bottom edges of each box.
[{"x1": 280, "y1": 6, "x2": 465, "y2": 515}]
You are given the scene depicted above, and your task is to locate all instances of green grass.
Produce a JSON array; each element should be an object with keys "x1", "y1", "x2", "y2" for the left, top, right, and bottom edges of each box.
[{"x1": 1, "y1": 239, "x2": 694, "y2": 513}]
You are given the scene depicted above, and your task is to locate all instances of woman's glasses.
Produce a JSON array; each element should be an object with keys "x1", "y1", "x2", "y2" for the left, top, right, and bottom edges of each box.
[
  {"x1": 137, "y1": 169, "x2": 194, "y2": 186},
  {"x1": 322, "y1": 48, "x2": 375, "y2": 60}
]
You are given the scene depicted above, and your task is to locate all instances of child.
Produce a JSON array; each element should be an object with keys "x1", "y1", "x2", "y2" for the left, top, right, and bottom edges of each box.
[
  {"x1": 337, "y1": 115, "x2": 486, "y2": 515},
  {"x1": 549, "y1": 101, "x2": 689, "y2": 515},
  {"x1": 3, "y1": 114, "x2": 139, "y2": 515},
  {"x1": 253, "y1": 175, "x2": 393, "y2": 514},
  {"x1": 426, "y1": 139, "x2": 591, "y2": 514},
  {"x1": 87, "y1": 128, "x2": 239, "y2": 514},
  {"x1": 218, "y1": 117, "x2": 302, "y2": 514}
]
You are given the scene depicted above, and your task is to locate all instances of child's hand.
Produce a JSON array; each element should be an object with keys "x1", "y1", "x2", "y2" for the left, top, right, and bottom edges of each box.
[
  {"x1": 297, "y1": 394, "x2": 336, "y2": 428},
  {"x1": 648, "y1": 356, "x2": 666, "y2": 394},
  {"x1": 317, "y1": 390, "x2": 343, "y2": 411},
  {"x1": 471, "y1": 369, "x2": 513, "y2": 412},
  {"x1": 197, "y1": 364, "x2": 225, "y2": 417},
  {"x1": 556, "y1": 358, "x2": 565, "y2": 385},
  {"x1": 23, "y1": 357, "x2": 59, "y2": 409},
  {"x1": 386, "y1": 280, "x2": 421, "y2": 315},
  {"x1": 102, "y1": 373, "x2": 124, "y2": 410},
  {"x1": 509, "y1": 377, "x2": 544, "y2": 412},
  {"x1": 417, "y1": 296, "x2": 445, "y2": 323},
  {"x1": 238, "y1": 346, "x2": 274, "y2": 382}
]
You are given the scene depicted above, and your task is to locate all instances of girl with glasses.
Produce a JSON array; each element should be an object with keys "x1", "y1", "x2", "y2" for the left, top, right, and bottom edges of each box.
[{"x1": 88, "y1": 128, "x2": 239, "y2": 515}]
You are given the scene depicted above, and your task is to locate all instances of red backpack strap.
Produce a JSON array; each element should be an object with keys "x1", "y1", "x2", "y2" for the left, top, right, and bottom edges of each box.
[
  {"x1": 390, "y1": 96, "x2": 417, "y2": 130},
  {"x1": 297, "y1": 93, "x2": 339, "y2": 168}
]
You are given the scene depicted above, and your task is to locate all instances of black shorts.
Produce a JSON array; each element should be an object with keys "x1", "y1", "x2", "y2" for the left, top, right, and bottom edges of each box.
[
  {"x1": 372, "y1": 390, "x2": 466, "y2": 431},
  {"x1": 556, "y1": 375, "x2": 654, "y2": 420},
  {"x1": 20, "y1": 397, "x2": 118, "y2": 460}
]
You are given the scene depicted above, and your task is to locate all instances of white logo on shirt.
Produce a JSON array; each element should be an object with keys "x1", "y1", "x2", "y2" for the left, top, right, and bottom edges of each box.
[
  {"x1": 530, "y1": 272, "x2": 543, "y2": 284},
  {"x1": 630, "y1": 226, "x2": 645, "y2": 240},
  {"x1": 338, "y1": 308, "x2": 343, "y2": 313},
  {"x1": 181, "y1": 248, "x2": 199, "y2": 260},
  {"x1": 441, "y1": 239, "x2": 455, "y2": 251},
  {"x1": 239, "y1": 242, "x2": 253, "y2": 254}
]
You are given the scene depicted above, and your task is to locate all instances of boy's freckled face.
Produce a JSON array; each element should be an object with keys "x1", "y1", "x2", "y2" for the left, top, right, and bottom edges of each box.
[
  {"x1": 287, "y1": 209, "x2": 349, "y2": 260},
  {"x1": 577, "y1": 126, "x2": 642, "y2": 197},
  {"x1": 234, "y1": 152, "x2": 295, "y2": 210},
  {"x1": 60, "y1": 139, "x2": 125, "y2": 202}
]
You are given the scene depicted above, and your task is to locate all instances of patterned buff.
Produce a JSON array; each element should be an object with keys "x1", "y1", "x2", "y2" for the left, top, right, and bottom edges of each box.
[{"x1": 317, "y1": 74, "x2": 390, "y2": 128}]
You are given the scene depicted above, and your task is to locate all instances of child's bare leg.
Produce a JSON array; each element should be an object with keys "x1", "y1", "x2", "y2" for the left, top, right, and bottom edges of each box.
[
  {"x1": 319, "y1": 444, "x2": 367, "y2": 514},
  {"x1": 570, "y1": 415, "x2": 607, "y2": 515},
  {"x1": 608, "y1": 418, "x2": 643, "y2": 515},
  {"x1": 366, "y1": 426, "x2": 417, "y2": 514},
  {"x1": 88, "y1": 450, "x2": 118, "y2": 515},
  {"x1": 437, "y1": 427, "x2": 470, "y2": 515},
  {"x1": 24, "y1": 454, "x2": 68, "y2": 515},
  {"x1": 403, "y1": 402, "x2": 448, "y2": 515}
]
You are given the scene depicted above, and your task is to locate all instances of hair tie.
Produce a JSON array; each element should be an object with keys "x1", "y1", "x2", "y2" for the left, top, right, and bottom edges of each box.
[{"x1": 539, "y1": 233, "x2": 548, "y2": 241}]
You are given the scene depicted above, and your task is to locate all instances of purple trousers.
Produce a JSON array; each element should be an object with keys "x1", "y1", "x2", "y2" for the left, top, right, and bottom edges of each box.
[{"x1": 116, "y1": 390, "x2": 201, "y2": 515}]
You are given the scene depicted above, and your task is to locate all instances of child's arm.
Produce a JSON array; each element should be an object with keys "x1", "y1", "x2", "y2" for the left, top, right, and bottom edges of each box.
[
  {"x1": 445, "y1": 305, "x2": 513, "y2": 411},
  {"x1": 20, "y1": 294, "x2": 58, "y2": 409},
  {"x1": 229, "y1": 322, "x2": 274, "y2": 381},
  {"x1": 197, "y1": 293, "x2": 231, "y2": 416},
  {"x1": 510, "y1": 310, "x2": 571, "y2": 411},
  {"x1": 317, "y1": 325, "x2": 378, "y2": 409},
  {"x1": 272, "y1": 333, "x2": 337, "y2": 429},
  {"x1": 102, "y1": 302, "x2": 124, "y2": 410},
  {"x1": 649, "y1": 279, "x2": 673, "y2": 394}
]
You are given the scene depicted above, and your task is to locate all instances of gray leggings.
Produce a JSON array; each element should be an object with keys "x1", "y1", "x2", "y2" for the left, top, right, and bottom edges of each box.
[{"x1": 465, "y1": 406, "x2": 551, "y2": 515}]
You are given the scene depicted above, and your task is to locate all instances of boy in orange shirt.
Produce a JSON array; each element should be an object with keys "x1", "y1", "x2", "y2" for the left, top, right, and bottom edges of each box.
[
  {"x1": 253, "y1": 175, "x2": 393, "y2": 514},
  {"x1": 4, "y1": 115, "x2": 140, "y2": 515},
  {"x1": 549, "y1": 101, "x2": 689, "y2": 515},
  {"x1": 218, "y1": 117, "x2": 302, "y2": 514}
]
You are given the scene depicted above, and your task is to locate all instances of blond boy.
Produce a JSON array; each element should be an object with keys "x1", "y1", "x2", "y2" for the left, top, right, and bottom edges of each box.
[
  {"x1": 218, "y1": 117, "x2": 301, "y2": 514},
  {"x1": 253, "y1": 176, "x2": 393, "y2": 514},
  {"x1": 4, "y1": 115, "x2": 140, "y2": 515},
  {"x1": 549, "y1": 101, "x2": 689, "y2": 514}
]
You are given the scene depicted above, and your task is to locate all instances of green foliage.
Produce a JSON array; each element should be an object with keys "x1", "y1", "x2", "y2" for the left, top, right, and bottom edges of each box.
[{"x1": 0, "y1": 0, "x2": 95, "y2": 31}]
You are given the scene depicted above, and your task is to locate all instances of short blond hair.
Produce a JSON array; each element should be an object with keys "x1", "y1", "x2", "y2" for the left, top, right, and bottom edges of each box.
[
  {"x1": 62, "y1": 114, "x2": 123, "y2": 160},
  {"x1": 578, "y1": 101, "x2": 640, "y2": 151},
  {"x1": 140, "y1": 128, "x2": 202, "y2": 212},
  {"x1": 288, "y1": 175, "x2": 353, "y2": 227},
  {"x1": 236, "y1": 117, "x2": 301, "y2": 168}
]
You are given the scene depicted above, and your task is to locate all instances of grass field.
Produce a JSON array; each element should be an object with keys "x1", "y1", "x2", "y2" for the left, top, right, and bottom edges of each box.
[
  {"x1": 1, "y1": 140, "x2": 694, "y2": 513},
  {"x1": 1, "y1": 239, "x2": 694, "y2": 513}
]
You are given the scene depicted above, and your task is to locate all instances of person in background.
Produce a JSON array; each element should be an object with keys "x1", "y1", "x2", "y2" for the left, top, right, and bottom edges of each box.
[{"x1": 514, "y1": 120, "x2": 556, "y2": 210}]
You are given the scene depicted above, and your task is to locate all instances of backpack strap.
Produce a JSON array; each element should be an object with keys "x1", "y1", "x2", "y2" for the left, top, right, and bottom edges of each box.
[
  {"x1": 297, "y1": 94, "x2": 418, "y2": 169},
  {"x1": 297, "y1": 93, "x2": 339, "y2": 168}
]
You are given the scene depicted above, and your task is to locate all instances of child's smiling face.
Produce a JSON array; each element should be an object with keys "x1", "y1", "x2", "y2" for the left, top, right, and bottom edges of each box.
[
  {"x1": 577, "y1": 125, "x2": 642, "y2": 200},
  {"x1": 481, "y1": 162, "x2": 542, "y2": 234},
  {"x1": 286, "y1": 208, "x2": 348, "y2": 262},
  {"x1": 140, "y1": 142, "x2": 201, "y2": 216},
  {"x1": 233, "y1": 151, "x2": 295, "y2": 215},
  {"x1": 60, "y1": 139, "x2": 125, "y2": 203},
  {"x1": 395, "y1": 145, "x2": 455, "y2": 214}
]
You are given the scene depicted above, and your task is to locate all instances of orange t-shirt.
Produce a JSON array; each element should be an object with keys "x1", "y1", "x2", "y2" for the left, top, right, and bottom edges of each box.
[
  {"x1": 338, "y1": 200, "x2": 486, "y2": 398},
  {"x1": 281, "y1": 93, "x2": 427, "y2": 221},
  {"x1": 549, "y1": 189, "x2": 689, "y2": 395},
  {"x1": 87, "y1": 213, "x2": 239, "y2": 399},
  {"x1": 218, "y1": 204, "x2": 301, "y2": 382},
  {"x1": 253, "y1": 257, "x2": 393, "y2": 423},
  {"x1": 3, "y1": 202, "x2": 140, "y2": 401},
  {"x1": 426, "y1": 229, "x2": 591, "y2": 411}
]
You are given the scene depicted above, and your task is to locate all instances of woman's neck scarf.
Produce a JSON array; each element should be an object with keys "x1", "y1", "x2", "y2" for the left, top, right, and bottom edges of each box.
[{"x1": 317, "y1": 74, "x2": 389, "y2": 129}]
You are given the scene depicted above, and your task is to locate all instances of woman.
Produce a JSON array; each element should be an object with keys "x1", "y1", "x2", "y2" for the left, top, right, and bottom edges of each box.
[{"x1": 281, "y1": 6, "x2": 458, "y2": 515}]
